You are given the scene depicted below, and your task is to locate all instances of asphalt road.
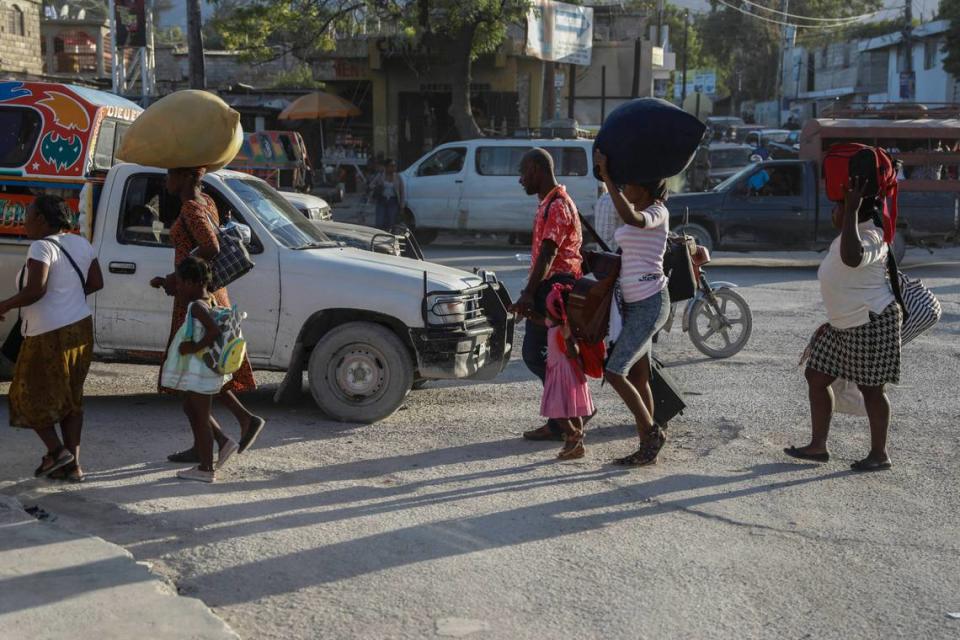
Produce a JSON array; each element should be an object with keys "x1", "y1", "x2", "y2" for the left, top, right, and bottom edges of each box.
[{"x1": 1, "y1": 244, "x2": 959, "y2": 640}]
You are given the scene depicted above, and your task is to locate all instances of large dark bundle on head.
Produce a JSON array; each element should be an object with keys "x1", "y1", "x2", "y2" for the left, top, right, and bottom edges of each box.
[{"x1": 593, "y1": 98, "x2": 707, "y2": 184}]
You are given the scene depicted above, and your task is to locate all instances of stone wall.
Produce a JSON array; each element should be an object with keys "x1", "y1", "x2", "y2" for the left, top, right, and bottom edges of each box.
[{"x1": 0, "y1": 0, "x2": 42, "y2": 77}]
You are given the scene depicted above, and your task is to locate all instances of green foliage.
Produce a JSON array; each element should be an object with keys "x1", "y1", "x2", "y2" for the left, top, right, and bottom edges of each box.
[{"x1": 942, "y1": 0, "x2": 960, "y2": 76}]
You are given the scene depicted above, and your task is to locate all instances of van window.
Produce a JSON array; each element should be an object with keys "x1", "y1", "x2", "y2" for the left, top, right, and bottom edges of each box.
[
  {"x1": 417, "y1": 147, "x2": 466, "y2": 176},
  {"x1": 93, "y1": 120, "x2": 117, "y2": 170},
  {"x1": 476, "y1": 146, "x2": 529, "y2": 176},
  {"x1": 547, "y1": 147, "x2": 589, "y2": 176},
  {"x1": 0, "y1": 107, "x2": 42, "y2": 167}
]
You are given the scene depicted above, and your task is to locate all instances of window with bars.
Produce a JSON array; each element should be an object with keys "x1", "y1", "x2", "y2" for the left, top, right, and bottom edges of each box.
[{"x1": 5, "y1": 5, "x2": 24, "y2": 36}]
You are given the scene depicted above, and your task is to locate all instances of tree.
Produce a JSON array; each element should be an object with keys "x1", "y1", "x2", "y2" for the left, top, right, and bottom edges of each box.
[
  {"x1": 210, "y1": 0, "x2": 531, "y2": 138},
  {"x1": 942, "y1": 0, "x2": 960, "y2": 76},
  {"x1": 697, "y1": 0, "x2": 883, "y2": 103}
]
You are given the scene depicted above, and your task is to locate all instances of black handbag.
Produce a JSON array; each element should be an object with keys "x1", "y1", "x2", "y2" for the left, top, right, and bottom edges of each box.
[
  {"x1": 1, "y1": 269, "x2": 24, "y2": 362},
  {"x1": 2, "y1": 238, "x2": 87, "y2": 363},
  {"x1": 188, "y1": 210, "x2": 255, "y2": 291},
  {"x1": 650, "y1": 356, "x2": 686, "y2": 426},
  {"x1": 663, "y1": 235, "x2": 697, "y2": 302}
]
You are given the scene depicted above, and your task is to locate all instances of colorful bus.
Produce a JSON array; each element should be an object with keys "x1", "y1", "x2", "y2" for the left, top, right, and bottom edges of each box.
[
  {"x1": 228, "y1": 130, "x2": 313, "y2": 192},
  {"x1": 0, "y1": 81, "x2": 141, "y2": 237}
]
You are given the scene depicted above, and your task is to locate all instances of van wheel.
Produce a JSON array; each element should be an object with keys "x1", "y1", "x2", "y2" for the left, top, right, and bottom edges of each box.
[
  {"x1": 402, "y1": 209, "x2": 438, "y2": 246},
  {"x1": 308, "y1": 322, "x2": 414, "y2": 423},
  {"x1": 414, "y1": 228, "x2": 438, "y2": 245},
  {"x1": 675, "y1": 223, "x2": 714, "y2": 252}
]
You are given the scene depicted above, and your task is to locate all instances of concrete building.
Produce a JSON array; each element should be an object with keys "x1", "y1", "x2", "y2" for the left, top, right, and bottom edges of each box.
[
  {"x1": 41, "y1": 13, "x2": 111, "y2": 80},
  {"x1": 0, "y1": 0, "x2": 42, "y2": 78},
  {"x1": 782, "y1": 19, "x2": 958, "y2": 119}
]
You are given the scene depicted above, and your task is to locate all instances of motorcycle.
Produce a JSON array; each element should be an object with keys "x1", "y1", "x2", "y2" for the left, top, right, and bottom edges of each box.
[{"x1": 660, "y1": 236, "x2": 753, "y2": 359}]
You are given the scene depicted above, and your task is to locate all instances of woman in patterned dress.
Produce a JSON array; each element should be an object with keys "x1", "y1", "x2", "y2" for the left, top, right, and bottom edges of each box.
[{"x1": 150, "y1": 167, "x2": 265, "y2": 463}]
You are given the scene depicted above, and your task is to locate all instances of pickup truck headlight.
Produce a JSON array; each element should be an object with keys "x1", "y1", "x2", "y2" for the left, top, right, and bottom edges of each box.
[{"x1": 426, "y1": 293, "x2": 469, "y2": 325}]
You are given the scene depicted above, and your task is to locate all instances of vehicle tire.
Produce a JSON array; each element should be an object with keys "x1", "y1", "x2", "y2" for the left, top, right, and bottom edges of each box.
[
  {"x1": 414, "y1": 228, "x2": 439, "y2": 245},
  {"x1": 402, "y1": 210, "x2": 438, "y2": 246},
  {"x1": 675, "y1": 223, "x2": 714, "y2": 251},
  {"x1": 688, "y1": 288, "x2": 752, "y2": 359},
  {"x1": 307, "y1": 321, "x2": 414, "y2": 423},
  {"x1": 892, "y1": 231, "x2": 907, "y2": 264}
]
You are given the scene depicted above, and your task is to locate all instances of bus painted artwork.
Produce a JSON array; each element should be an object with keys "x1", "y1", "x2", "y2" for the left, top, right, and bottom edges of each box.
[
  {"x1": 0, "y1": 81, "x2": 140, "y2": 236},
  {"x1": 229, "y1": 130, "x2": 313, "y2": 192}
]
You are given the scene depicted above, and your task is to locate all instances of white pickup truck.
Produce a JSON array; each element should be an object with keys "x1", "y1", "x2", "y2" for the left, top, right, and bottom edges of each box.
[{"x1": 0, "y1": 164, "x2": 514, "y2": 423}]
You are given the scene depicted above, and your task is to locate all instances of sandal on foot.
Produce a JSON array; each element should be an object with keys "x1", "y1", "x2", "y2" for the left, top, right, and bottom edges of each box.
[
  {"x1": 614, "y1": 426, "x2": 666, "y2": 467},
  {"x1": 34, "y1": 448, "x2": 75, "y2": 477},
  {"x1": 784, "y1": 446, "x2": 830, "y2": 463},
  {"x1": 238, "y1": 417, "x2": 266, "y2": 454},
  {"x1": 50, "y1": 463, "x2": 85, "y2": 483},
  {"x1": 850, "y1": 457, "x2": 892, "y2": 472},
  {"x1": 558, "y1": 435, "x2": 585, "y2": 460}
]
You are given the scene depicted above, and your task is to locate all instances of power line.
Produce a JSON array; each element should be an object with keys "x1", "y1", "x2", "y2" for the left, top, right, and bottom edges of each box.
[
  {"x1": 715, "y1": 0, "x2": 901, "y2": 29},
  {"x1": 737, "y1": 0, "x2": 887, "y2": 24}
]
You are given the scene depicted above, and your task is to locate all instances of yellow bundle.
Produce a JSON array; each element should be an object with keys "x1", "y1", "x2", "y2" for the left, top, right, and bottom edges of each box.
[{"x1": 117, "y1": 90, "x2": 243, "y2": 171}]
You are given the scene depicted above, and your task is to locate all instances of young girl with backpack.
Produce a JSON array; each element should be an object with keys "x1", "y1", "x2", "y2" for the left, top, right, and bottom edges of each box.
[
  {"x1": 161, "y1": 257, "x2": 239, "y2": 483},
  {"x1": 540, "y1": 284, "x2": 595, "y2": 460}
]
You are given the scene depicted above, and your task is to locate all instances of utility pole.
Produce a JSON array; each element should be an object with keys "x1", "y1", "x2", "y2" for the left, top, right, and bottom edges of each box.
[
  {"x1": 542, "y1": 62, "x2": 556, "y2": 122},
  {"x1": 631, "y1": 37, "x2": 642, "y2": 98},
  {"x1": 902, "y1": 0, "x2": 914, "y2": 100},
  {"x1": 775, "y1": 0, "x2": 790, "y2": 127},
  {"x1": 681, "y1": 9, "x2": 689, "y2": 105},
  {"x1": 187, "y1": 0, "x2": 206, "y2": 89}
]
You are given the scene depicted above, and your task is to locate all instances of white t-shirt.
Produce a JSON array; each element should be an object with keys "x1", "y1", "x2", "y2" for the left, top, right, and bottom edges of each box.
[
  {"x1": 817, "y1": 221, "x2": 894, "y2": 329},
  {"x1": 18, "y1": 234, "x2": 95, "y2": 337},
  {"x1": 593, "y1": 193, "x2": 622, "y2": 252},
  {"x1": 615, "y1": 201, "x2": 669, "y2": 303}
]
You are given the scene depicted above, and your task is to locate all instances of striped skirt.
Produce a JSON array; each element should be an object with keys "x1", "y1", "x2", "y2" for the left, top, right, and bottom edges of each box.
[{"x1": 806, "y1": 302, "x2": 902, "y2": 387}]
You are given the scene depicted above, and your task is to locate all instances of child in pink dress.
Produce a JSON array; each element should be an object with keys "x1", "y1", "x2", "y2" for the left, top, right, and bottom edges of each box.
[{"x1": 541, "y1": 284, "x2": 595, "y2": 459}]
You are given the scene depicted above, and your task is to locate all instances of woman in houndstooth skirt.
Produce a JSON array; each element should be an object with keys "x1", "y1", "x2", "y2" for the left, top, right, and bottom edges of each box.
[{"x1": 785, "y1": 170, "x2": 902, "y2": 472}]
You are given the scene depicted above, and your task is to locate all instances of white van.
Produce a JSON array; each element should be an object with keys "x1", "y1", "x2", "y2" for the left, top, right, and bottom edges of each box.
[{"x1": 401, "y1": 139, "x2": 599, "y2": 244}]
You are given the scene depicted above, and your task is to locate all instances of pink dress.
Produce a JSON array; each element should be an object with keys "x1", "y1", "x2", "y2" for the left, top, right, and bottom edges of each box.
[{"x1": 540, "y1": 325, "x2": 596, "y2": 419}]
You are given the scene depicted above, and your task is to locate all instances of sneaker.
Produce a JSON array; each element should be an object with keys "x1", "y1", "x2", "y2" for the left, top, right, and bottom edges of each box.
[
  {"x1": 238, "y1": 417, "x2": 266, "y2": 454},
  {"x1": 35, "y1": 448, "x2": 75, "y2": 477},
  {"x1": 177, "y1": 467, "x2": 215, "y2": 483},
  {"x1": 217, "y1": 439, "x2": 239, "y2": 470}
]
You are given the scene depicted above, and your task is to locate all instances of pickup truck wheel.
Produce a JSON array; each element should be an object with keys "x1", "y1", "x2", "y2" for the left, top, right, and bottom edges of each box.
[
  {"x1": 675, "y1": 223, "x2": 714, "y2": 251},
  {"x1": 307, "y1": 322, "x2": 414, "y2": 423}
]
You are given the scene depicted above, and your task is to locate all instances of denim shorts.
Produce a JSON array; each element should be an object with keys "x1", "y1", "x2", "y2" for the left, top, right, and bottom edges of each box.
[{"x1": 606, "y1": 287, "x2": 670, "y2": 376}]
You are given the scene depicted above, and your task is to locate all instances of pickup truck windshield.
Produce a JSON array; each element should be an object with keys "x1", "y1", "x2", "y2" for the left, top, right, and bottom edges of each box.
[
  {"x1": 713, "y1": 163, "x2": 758, "y2": 191},
  {"x1": 225, "y1": 178, "x2": 334, "y2": 249}
]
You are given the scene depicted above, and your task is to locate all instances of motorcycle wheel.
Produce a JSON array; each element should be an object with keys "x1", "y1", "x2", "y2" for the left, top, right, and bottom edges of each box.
[{"x1": 688, "y1": 288, "x2": 752, "y2": 359}]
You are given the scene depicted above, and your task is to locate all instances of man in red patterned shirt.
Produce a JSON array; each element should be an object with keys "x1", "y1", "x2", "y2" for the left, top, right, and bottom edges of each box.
[{"x1": 509, "y1": 148, "x2": 586, "y2": 441}]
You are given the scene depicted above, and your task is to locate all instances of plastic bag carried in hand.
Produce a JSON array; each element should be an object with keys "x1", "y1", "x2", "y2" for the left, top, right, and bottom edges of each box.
[{"x1": 117, "y1": 90, "x2": 243, "y2": 171}]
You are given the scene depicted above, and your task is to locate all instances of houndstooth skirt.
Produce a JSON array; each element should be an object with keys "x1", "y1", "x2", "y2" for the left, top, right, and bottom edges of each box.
[{"x1": 806, "y1": 302, "x2": 902, "y2": 387}]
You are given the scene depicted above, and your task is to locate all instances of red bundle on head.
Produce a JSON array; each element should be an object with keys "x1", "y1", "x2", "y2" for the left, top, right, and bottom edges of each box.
[{"x1": 822, "y1": 143, "x2": 899, "y2": 243}]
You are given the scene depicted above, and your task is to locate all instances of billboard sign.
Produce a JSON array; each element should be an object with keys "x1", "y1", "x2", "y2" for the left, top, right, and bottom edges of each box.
[
  {"x1": 673, "y1": 69, "x2": 718, "y2": 100},
  {"x1": 526, "y1": 0, "x2": 594, "y2": 66},
  {"x1": 114, "y1": 0, "x2": 147, "y2": 48}
]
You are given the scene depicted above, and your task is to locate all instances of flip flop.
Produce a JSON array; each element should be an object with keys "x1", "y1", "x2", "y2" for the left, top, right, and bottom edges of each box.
[
  {"x1": 238, "y1": 417, "x2": 266, "y2": 454},
  {"x1": 850, "y1": 457, "x2": 892, "y2": 472},
  {"x1": 784, "y1": 446, "x2": 830, "y2": 463}
]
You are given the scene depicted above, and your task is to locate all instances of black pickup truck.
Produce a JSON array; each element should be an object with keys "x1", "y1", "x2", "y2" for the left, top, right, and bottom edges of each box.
[{"x1": 669, "y1": 159, "x2": 959, "y2": 261}]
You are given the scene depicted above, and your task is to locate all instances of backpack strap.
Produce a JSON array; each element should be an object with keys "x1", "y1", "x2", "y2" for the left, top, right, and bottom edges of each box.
[
  {"x1": 38, "y1": 237, "x2": 86, "y2": 289},
  {"x1": 543, "y1": 189, "x2": 612, "y2": 254}
]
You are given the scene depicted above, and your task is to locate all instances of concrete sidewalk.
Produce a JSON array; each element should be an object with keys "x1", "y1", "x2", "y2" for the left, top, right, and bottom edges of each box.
[{"x1": 0, "y1": 494, "x2": 237, "y2": 640}]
